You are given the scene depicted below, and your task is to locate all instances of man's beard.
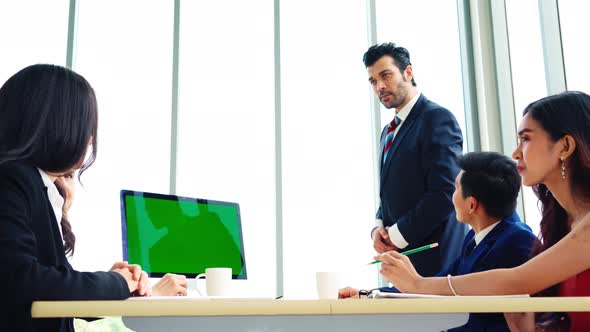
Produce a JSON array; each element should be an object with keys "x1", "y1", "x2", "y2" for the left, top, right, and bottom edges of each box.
[{"x1": 380, "y1": 91, "x2": 402, "y2": 109}]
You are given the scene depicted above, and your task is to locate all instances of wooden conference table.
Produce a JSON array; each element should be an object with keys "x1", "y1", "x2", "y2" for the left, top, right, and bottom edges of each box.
[{"x1": 32, "y1": 297, "x2": 590, "y2": 332}]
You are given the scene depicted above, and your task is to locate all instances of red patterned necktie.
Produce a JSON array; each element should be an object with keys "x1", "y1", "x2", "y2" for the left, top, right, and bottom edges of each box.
[{"x1": 382, "y1": 116, "x2": 401, "y2": 164}]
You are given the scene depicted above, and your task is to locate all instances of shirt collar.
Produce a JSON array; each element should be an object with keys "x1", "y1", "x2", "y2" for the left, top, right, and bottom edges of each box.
[
  {"x1": 38, "y1": 168, "x2": 56, "y2": 188},
  {"x1": 395, "y1": 91, "x2": 421, "y2": 122},
  {"x1": 37, "y1": 168, "x2": 64, "y2": 238},
  {"x1": 474, "y1": 220, "x2": 501, "y2": 245}
]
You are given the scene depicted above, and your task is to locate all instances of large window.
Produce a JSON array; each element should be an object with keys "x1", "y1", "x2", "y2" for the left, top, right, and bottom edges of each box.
[
  {"x1": 559, "y1": 0, "x2": 590, "y2": 93},
  {"x1": 7, "y1": 0, "x2": 579, "y2": 299},
  {"x1": 69, "y1": 1, "x2": 173, "y2": 271},
  {"x1": 176, "y1": 0, "x2": 276, "y2": 296},
  {"x1": 0, "y1": 0, "x2": 69, "y2": 83},
  {"x1": 506, "y1": 0, "x2": 548, "y2": 235},
  {"x1": 281, "y1": 0, "x2": 377, "y2": 298},
  {"x1": 375, "y1": 0, "x2": 466, "y2": 140}
]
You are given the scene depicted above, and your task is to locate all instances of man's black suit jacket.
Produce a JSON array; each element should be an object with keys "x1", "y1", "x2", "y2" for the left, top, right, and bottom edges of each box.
[
  {"x1": 377, "y1": 94, "x2": 468, "y2": 276},
  {"x1": 0, "y1": 160, "x2": 130, "y2": 332}
]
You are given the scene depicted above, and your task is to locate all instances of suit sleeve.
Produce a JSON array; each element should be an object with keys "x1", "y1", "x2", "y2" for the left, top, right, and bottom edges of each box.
[
  {"x1": 395, "y1": 109, "x2": 463, "y2": 245},
  {"x1": 0, "y1": 171, "x2": 130, "y2": 304},
  {"x1": 436, "y1": 258, "x2": 461, "y2": 277}
]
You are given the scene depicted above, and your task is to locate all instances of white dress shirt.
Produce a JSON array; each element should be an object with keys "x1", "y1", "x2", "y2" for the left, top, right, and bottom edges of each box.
[
  {"x1": 38, "y1": 168, "x2": 64, "y2": 240},
  {"x1": 473, "y1": 220, "x2": 501, "y2": 246}
]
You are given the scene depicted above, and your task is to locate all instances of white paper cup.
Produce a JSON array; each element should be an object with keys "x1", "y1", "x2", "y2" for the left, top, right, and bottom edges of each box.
[
  {"x1": 195, "y1": 267, "x2": 232, "y2": 297},
  {"x1": 316, "y1": 271, "x2": 341, "y2": 299}
]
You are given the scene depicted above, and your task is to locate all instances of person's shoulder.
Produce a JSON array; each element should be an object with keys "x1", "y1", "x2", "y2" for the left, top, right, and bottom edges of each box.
[
  {"x1": 486, "y1": 221, "x2": 536, "y2": 265},
  {"x1": 570, "y1": 212, "x2": 590, "y2": 236},
  {"x1": 422, "y1": 97, "x2": 455, "y2": 119},
  {"x1": 416, "y1": 95, "x2": 458, "y2": 123},
  {"x1": 0, "y1": 160, "x2": 40, "y2": 187},
  {"x1": 0, "y1": 159, "x2": 36, "y2": 175},
  {"x1": 500, "y1": 219, "x2": 536, "y2": 243},
  {"x1": 417, "y1": 95, "x2": 449, "y2": 113},
  {"x1": 0, "y1": 161, "x2": 40, "y2": 211}
]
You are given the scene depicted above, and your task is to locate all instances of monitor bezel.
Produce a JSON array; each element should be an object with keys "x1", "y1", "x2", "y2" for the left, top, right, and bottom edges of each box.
[{"x1": 120, "y1": 189, "x2": 247, "y2": 280}]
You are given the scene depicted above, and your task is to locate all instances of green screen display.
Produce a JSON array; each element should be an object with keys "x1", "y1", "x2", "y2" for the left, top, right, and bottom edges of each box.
[{"x1": 121, "y1": 190, "x2": 246, "y2": 279}]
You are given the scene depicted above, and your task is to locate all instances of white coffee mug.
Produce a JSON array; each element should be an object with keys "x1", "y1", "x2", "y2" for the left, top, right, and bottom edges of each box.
[
  {"x1": 195, "y1": 267, "x2": 232, "y2": 297},
  {"x1": 316, "y1": 271, "x2": 341, "y2": 299}
]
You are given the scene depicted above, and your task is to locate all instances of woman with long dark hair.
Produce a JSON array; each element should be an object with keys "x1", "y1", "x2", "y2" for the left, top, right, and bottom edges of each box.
[
  {"x1": 0, "y1": 64, "x2": 151, "y2": 332},
  {"x1": 374, "y1": 91, "x2": 590, "y2": 331}
]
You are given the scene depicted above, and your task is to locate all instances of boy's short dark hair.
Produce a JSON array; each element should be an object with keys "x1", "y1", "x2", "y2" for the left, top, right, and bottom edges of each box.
[{"x1": 457, "y1": 152, "x2": 521, "y2": 220}]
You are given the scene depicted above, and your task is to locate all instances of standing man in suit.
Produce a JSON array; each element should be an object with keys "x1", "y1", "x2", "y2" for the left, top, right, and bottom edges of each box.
[{"x1": 365, "y1": 42, "x2": 468, "y2": 276}]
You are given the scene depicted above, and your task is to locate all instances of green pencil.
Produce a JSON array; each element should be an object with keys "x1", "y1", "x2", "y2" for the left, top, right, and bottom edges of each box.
[{"x1": 368, "y1": 242, "x2": 438, "y2": 265}]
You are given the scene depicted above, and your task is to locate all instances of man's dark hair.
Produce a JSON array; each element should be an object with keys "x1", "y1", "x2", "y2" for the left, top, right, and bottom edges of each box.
[
  {"x1": 363, "y1": 42, "x2": 417, "y2": 86},
  {"x1": 457, "y1": 151, "x2": 521, "y2": 220}
]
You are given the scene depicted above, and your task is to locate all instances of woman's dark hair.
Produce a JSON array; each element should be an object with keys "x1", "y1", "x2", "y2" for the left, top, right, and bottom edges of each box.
[
  {"x1": 55, "y1": 181, "x2": 75, "y2": 256},
  {"x1": 0, "y1": 64, "x2": 98, "y2": 176},
  {"x1": 457, "y1": 151, "x2": 521, "y2": 220},
  {"x1": 525, "y1": 91, "x2": 590, "y2": 296},
  {"x1": 0, "y1": 64, "x2": 99, "y2": 255},
  {"x1": 363, "y1": 42, "x2": 417, "y2": 86}
]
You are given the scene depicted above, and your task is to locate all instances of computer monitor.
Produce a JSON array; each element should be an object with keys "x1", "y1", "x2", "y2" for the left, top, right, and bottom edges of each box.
[{"x1": 120, "y1": 190, "x2": 247, "y2": 279}]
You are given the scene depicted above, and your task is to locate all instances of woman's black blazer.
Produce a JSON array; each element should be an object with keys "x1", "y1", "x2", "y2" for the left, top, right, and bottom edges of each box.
[{"x1": 0, "y1": 160, "x2": 129, "y2": 332}]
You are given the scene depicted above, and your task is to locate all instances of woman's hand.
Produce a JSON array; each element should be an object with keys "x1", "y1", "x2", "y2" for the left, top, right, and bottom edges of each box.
[
  {"x1": 112, "y1": 266, "x2": 139, "y2": 294},
  {"x1": 152, "y1": 273, "x2": 188, "y2": 296},
  {"x1": 110, "y1": 261, "x2": 151, "y2": 296},
  {"x1": 55, "y1": 171, "x2": 76, "y2": 213},
  {"x1": 376, "y1": 250, "x2": 422, "y2": 293}
]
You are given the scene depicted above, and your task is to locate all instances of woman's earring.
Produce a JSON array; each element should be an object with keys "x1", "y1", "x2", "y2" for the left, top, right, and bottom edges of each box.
[{"x1": 561, "y1": 156, "x2": 566, "y2": 180}]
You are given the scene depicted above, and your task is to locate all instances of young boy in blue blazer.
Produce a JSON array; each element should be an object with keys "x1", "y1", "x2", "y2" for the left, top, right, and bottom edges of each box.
[{"x1": 340, "y1": 152, "x2": 537, "y2": 332}]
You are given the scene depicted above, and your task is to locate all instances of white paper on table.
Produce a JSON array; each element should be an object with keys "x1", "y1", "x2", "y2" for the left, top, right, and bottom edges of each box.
[{"x1": 372, "y1": 291, "x2": 530, "y2": 299}]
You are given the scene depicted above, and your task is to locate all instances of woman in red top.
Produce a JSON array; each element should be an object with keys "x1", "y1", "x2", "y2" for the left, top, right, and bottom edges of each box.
[{"x1": 374, "y1": 91, "x2": 590, "y2": 331}]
